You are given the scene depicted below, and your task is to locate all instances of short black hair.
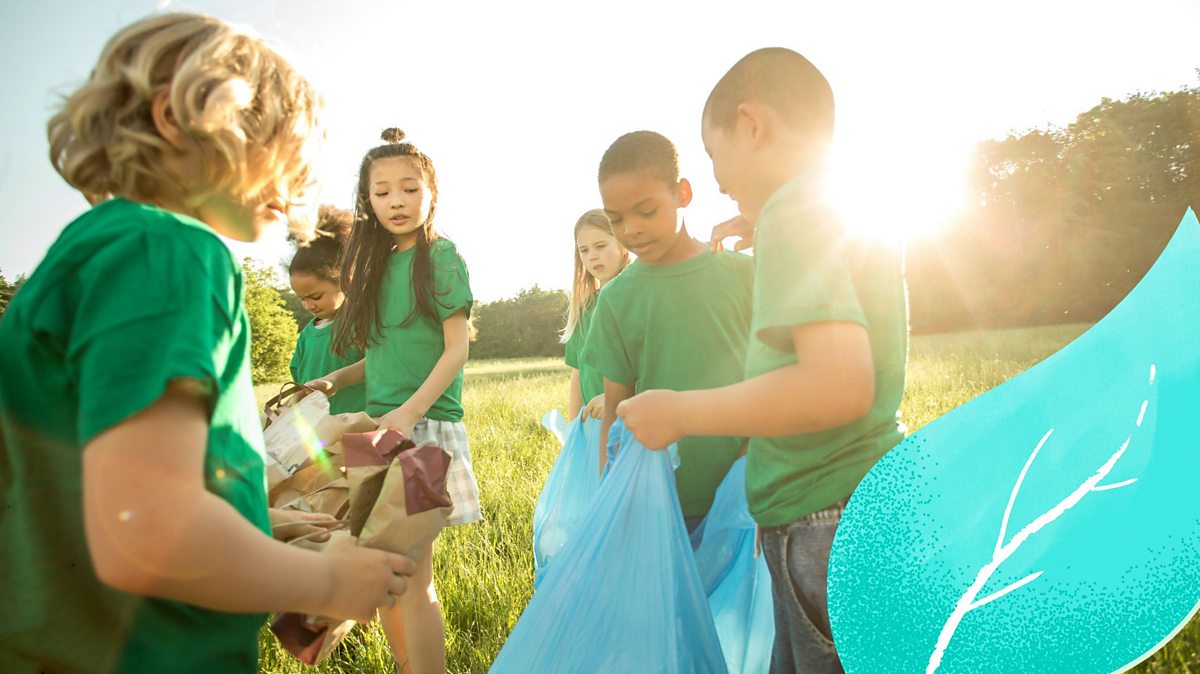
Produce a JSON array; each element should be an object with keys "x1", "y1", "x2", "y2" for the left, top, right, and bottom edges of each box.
[
  {"x1": 704, "y1": 47, "x2": 834, "y2": 140},
  {"x1": 598, "y1": 130, "x2": 680, "y2": 185}
]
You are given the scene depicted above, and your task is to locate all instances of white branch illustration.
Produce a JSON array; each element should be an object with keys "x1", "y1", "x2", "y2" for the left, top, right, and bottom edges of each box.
[{"x1": 926, "y1": 364, "x2": 1156, "y2": 674}]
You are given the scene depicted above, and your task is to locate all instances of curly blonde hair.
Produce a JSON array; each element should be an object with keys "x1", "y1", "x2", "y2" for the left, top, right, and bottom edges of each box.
[{"x1": 47, "y1": 13, "x2": 325, "y2": 240}]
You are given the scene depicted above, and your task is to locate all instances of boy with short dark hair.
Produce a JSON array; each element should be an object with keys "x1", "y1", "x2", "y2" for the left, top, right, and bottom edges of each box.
[
  {"x1": 585, "y1": 130, "x2": 754, "y2": 529},
  {"x1": 617, "y1": 49, "x2": 909, "y2": 673}
]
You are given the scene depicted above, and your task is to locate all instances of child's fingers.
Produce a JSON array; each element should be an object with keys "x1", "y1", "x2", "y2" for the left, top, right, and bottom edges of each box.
[{"x1": 389, "y1": 553, "x2": 417, "y2": 578}]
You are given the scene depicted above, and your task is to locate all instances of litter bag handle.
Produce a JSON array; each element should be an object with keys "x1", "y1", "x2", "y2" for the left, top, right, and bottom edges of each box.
[{"x1": 264, "y1": 382, "x2": 316, "y2": 419}]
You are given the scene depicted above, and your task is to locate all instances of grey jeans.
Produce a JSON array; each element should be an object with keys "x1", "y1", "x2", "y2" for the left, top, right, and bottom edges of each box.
[{"x1": 759, "y1": 501, "x2": 847, "y2": 674}]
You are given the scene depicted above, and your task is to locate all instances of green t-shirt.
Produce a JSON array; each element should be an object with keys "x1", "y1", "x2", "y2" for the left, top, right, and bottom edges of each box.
[
  {"x1": 563, "y1": 301, "x2": 604, "y2": 404},
  {"x1": 290, "y1": 318, "x2": 366, "y2": 414},
  {"x1": 0, "y1": 198, "x2": 270, "y2": 674},
  {"x1": 365, "y1": 239, "x2": 473, "y2": 420},
  {"x1": 584, "y1": 249, "x2": 753, "y2": 517},
  {"x1": 745, "y1": 175, "x2": 908, "y2": 528}
]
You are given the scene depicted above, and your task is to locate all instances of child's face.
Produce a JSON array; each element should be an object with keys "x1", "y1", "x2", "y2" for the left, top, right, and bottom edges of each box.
[
  {"x1": 290, "y1": 272, "x2": 344, "y2": 321},
  {"x1": 701, "y1": 117, "x2": 754, "y2": 220},
  {"x1": 368, "y1": 156, "x2": 432, "y2": 250},
  {"x1": 576, "y1": 226, "x2": 624, "y2": 284},
  {"x1": 190, "y1": 187, "x2": 290, "y2": 243},
  {"x1": 600, "y1": 172, "x2": 692, "y2": 265}
]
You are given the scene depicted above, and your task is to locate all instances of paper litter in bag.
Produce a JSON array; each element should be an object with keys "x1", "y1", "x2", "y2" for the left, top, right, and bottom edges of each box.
[{"x1": 270, "y1": 430, "x2": 454, "y2": 665}]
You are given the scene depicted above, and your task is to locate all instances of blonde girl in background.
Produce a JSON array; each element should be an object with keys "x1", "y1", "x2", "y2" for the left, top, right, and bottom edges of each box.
[
  {"x1": 563, "y1": 209, "x2": 630, "y2": 420},
  {"x1": 0, "y1": 14, "x2": 414, "y2": 674},
  {"x1": 311, "y1": 128, "x2": 481, "y2": 674}
]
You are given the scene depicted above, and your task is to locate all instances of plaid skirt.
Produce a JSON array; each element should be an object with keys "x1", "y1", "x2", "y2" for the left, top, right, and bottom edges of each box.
[{"x1": 410, "y1": 418, "x2": 483, "y2": 526}]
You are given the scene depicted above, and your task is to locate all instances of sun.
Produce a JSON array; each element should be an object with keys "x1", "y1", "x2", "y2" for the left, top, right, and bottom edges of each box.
[{"x1": 824, "y1": 134, "x2": 967, "y2": 245}]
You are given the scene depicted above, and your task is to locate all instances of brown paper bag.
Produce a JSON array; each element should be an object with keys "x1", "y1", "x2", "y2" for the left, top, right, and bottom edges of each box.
[
  {"x1": 343, "y1": 429, "x2": 454, "y2": 562},
  {"x1": 359, "y1": 444, "x2": 454, "y2": 561},
  {"x1": 267, "y1": 410, "x2": 377, "y2": 505},
  {"x1": 269, "y1": 529, "x2": 356, "y2": 664},
  {"x1": 269, "y1": 612, "x2": 355, "y2": 665},
  {"x1": 276, "y1": 478, "x2": 351, "y2": 521}
]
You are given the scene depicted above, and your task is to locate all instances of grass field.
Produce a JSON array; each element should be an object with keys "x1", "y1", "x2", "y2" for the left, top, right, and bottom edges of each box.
[{"x1": 254, "y1": 325, "x2": 1199, "y2": 673}]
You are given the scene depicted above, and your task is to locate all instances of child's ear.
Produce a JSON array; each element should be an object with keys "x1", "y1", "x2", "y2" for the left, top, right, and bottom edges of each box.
[
  {"x1": 675, "y1": 178, "x2": 694, "y2": 208},
  {"x1": 150, "y1": 88, "x2": 188, "y2": 151},
  {"x1": 736, "y1": 101, "x2": 766, "y2": 149}
]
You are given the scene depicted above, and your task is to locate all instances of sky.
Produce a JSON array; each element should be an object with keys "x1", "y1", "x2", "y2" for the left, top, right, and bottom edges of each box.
[{"x1": 1, "y1": 0, "x2": 1198, "y2": 301}]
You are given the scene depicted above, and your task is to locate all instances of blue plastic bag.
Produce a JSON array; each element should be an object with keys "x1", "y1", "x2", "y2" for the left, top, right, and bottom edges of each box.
[
  {"x1": 491, "y1": 420, "x2": 728, "y2": 673},
  {"x1": 533, "y1": 410, "x2": 603, "y2": 585},
  {"x1": 692, "y1": 458, "x2": 775, "y2": 674}
]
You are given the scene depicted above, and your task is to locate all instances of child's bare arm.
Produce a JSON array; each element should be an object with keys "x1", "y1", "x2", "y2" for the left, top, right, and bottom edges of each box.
[
  {"x1": 378, "y1": 310, "x2": 470, "y2": 435},
  {"x1": 83, "y1": 379, "x2": 415, "y2": 620},
  {"x1": 306, "y1": 358, "x2": 366, "y2": 396},
  {"x1": 598, "y1": 378, "x2": 636, "y2": 475},
  {"x1": 567, "y1": 368, "x2": 583, "y2": 421},
  {"x1": 618, "y1": 321, "x2": 875, "y2": 448}
]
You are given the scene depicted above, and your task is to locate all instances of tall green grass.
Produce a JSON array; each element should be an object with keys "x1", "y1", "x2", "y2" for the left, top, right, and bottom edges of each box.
[{"x1": 255, "y1": 324, "x2": 1199, "y2": 673}]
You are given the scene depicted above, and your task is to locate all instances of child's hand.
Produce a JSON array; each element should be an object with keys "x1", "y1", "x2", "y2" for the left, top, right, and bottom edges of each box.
[
  {"x1": 710, "y1": 215, "x2": 755, "y2": 253},
  {"x1": 616, "y1": 389, "x2": 686, "y2": 450},
  {"x1": 319, "y1": 534, "x2": 415, "y2": 621},
  {"x1": 583, "y1": 394, "x2": 606, "y2": 419},
  {"x1": 302, "y1": 378, "x2": 337, "y2": 399},
  {"x1": 378, "y1": 406, "x2": 420, "y2": 437},
  {"x1": 269, "y1": 508, "x2": 341, "y2": 543}
]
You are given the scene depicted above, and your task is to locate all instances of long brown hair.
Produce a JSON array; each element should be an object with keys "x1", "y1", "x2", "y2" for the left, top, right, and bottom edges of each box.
[
  {"x1": 333, "y1": 128, "x2": 454, "y2": 357},
  {"x1": 561, "y1": 209, "x2": 629, "y2": 343}
]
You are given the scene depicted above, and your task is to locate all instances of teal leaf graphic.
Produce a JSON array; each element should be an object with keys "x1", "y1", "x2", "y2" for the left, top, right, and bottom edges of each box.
[{"x1": 828, "y1": 209, "x2": 1200, "y2": 674}]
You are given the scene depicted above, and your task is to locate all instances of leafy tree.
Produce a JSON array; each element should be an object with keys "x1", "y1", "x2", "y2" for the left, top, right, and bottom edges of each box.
[
  {"x1": 471, "y1": 286, "x2": 569, "y2": 359},
  {"x1": 908, "y1": 82, "x2": 1200, "y2": 334},
  {"x1": 242, "y1": 259, "x2": 298, "y2": 383},
  {"x1": 0, "y1": 270, "x2": 26, "y2": 319}
]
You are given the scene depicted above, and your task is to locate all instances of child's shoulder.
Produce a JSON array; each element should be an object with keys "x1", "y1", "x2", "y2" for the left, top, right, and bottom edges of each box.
[
  {"x1": 713, "y1": 249, "x2": 753, "y2": 269},
  {"x1": 430, "y1": 237, "x2": 460, "y2": 256},
  {"x1": 36, "y1": 199, "x2": 234, "y2": 290}
]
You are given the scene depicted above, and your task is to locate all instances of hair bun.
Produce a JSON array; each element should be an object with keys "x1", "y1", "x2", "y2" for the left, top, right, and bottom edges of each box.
[
  {"x1": 314, "y1": 204, "x2": 354, "y2": 241},
  {"x1": 381, "y1": 127, "x2": 407, "y2": 144}
]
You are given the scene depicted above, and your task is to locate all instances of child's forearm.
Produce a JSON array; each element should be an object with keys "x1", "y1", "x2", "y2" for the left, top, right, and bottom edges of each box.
[
  {"x1": 90, "y1": 485, "x2": 337, "y2": 615},
  {"x1": 567, "y1": 369, "x2": 583, "y2": 421},
  {"x1": 620, "y1": 322, "x2": 876, "y2": 446},
  {"x1": 83, "y1": 386, "x2": 335, "y2": 615},
  {"x1": 678, "y1": 355, "x2": 874, "y2": 438},
  {"x1": 328, "y1": 358, "x2": 366, "y2": 390}
]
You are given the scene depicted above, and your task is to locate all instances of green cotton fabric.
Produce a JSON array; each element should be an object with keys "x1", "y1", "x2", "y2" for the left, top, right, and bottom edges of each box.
[
  {"x1": 290, "y1": 318, "x2": 366, "y2": 414},
  {"x1": 584, "y1": 249, "x2": 753, "y2": 517},
  {"x1": 744, "y1": 174, "x2": 909, "y2": 528},
  {"x1": 0, "y1": 198, "x2": 270, "y2": 674},
  {"x1": 564, "y1": 301, "x2": 605, "y2": 405},
  {"x1": 365, "y1": 239, "x2": 473, "y2": 421}
]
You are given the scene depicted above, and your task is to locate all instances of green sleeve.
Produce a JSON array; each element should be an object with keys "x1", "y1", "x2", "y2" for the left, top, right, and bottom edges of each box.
[
  {"x1": 564, "y1": 326, "x2": 582, "y2": 369},
  {"x1": 581, "y1": 293, "x2": 635, "y2": 386},
  {"x1": 67, "y1": 229, "x2": 240, "y2": 446},
  {"x1": 431, "y1": 241, "x2": 473, "y2": 321},
  {"x1": 563, "y1": 302, "x2": 592, "y2": 369},
  {"x1": 753, "y1": 209, "x2": 866, "y2": 354}
]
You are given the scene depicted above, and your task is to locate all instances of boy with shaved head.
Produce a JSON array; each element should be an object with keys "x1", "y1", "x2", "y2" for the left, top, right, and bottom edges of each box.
[{"x1": 617, "y1": 48, "x2": 909, "y2": 673}]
